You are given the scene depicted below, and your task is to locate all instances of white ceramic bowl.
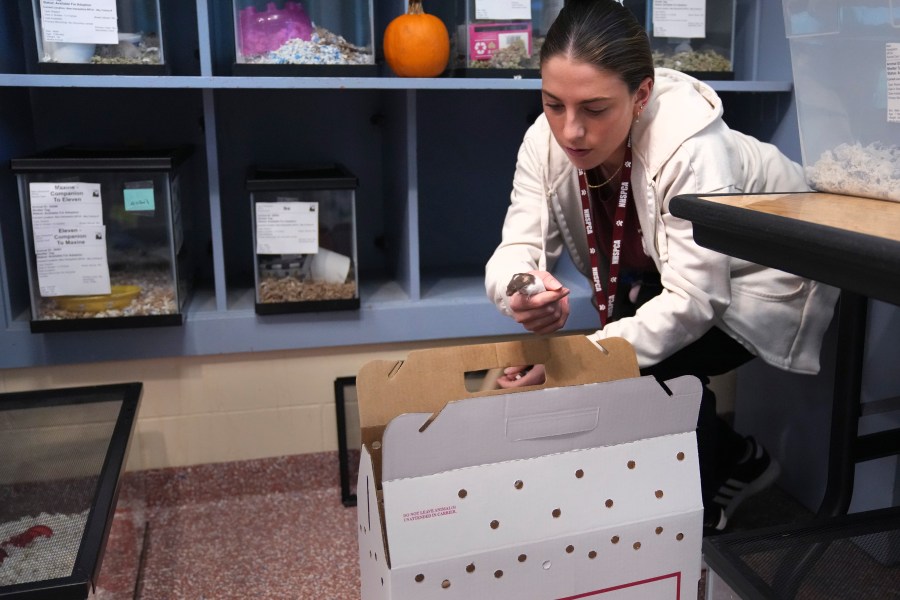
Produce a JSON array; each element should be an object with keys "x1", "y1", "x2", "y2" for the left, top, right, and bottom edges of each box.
[{"x1": 46, "y1": 42, "x2": 96, "y2": 63}]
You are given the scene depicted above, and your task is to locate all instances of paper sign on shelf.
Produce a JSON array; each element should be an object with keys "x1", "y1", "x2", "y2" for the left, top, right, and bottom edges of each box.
[
  {"x1": 29, "y1": 181, "x2": 110, "y2": 297},
  {"x1": 40, "y1": 0, "x2": 119, "y2": 45},
  {"x1": 888, "y1": 43, "x2": 900, "y2": 124},
  {"x1": 255, "y1": 201, "x2": 319, "y2": 255},
  {"x1": 652, "y1": 0, "x2": 705, "y2": 39},
  {"x1": 475, "y1": 0, "x2": 531, "y2": 21},
  {"x1": 30, "y1": 182, "x2": 104, "y2": 228},
  {"x1": 34, "y1": 225, "x2": 111, "y2": 297}
]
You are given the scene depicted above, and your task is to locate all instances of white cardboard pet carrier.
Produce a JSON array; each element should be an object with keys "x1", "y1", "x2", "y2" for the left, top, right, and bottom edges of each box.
[{"x1": 356, "y1": 335, "x2": 704, "y2": 599}]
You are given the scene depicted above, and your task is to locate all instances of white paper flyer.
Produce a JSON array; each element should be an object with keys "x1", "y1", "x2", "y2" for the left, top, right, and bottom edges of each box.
[
  {"x1": 40, "y1": 0, "x2": 118, "y2": 45},
  {"x1": 475, "y1": 0, "x2": 531, "y2": 21},
  {"x1": 255, "y1": 201, "x2": 319, "y2": 255},
  {"x1": 29, "y1": 181, "x2": 110, "y2": 297},
  {"x1": 34, "y1": 225, "x2": 111, "y2": 297},
  {"x1": 652, "y1": 0, "x2": 706, "y2": 39}
]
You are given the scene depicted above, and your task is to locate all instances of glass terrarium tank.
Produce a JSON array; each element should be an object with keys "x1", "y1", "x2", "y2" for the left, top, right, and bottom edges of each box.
[
  {"x1": 28, "y1": 0, "x2": 166, "y2": 74},
  {"x1": 11, "y1": 147, "x2": 192, "y2": 332},
  {"x1": 645, "y1": 0, "x2": 735, "y2": 79},
  {"x1": 0, "y1": 383, "x2": 142, "y2": 600},
  {"x1": 249, "y1": 164, "x2": 360, "y2": 314},
  {"x1": 442, "y1": 0, "x2": 564, "y2": 77},
  {"x1": 783, "y1": 0, "x2": 900, "y2": 202},
  {"x1": 232, "y1": 0, "x2": 375, "y2": 76}
]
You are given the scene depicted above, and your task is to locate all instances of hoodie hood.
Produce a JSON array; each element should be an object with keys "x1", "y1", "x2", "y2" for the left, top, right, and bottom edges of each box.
[{"x1": 630, "y1": 68, "x2": 723, "y2": 180}]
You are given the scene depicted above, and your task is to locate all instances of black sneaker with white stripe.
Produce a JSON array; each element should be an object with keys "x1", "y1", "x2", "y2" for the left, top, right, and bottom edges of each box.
[
  {"x1": 713, "y1": 436, "x2": 781, "y2": 519},
  {"x1": 703, "y1": 506, "x2": 728, "y2": 537}
]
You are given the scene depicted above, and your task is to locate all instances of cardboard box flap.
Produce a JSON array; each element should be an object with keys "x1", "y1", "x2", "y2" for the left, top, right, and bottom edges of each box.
[
  {"x1": 357, "y1": 335, "x2": 639, "y2": 440},
  {"x1": 382, "y1": 374, "x2": 701, "y2": 482},
  {"x1": 382, "y1": 431, "x2": 702, "y2": 569}
]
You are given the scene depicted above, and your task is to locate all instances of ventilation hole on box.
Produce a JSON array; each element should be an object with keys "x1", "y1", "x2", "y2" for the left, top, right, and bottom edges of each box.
[
  {"x1": 542, "y1": 560, "x2": 552, "y2": 570},
  {"x1": 442, "y1": 579, "x2": 451, "y2": 589},
  {"x1": 458, "y1": 489, "x2": 467, "y2": 499},
  {"x1": 633, "y1": 542, "x2": 641, "y2": 550},
  {"x1": 676, "y1": 533, "x2": 684, "y2": 541},
  {"x1": 381, "y1": 577, "x2": 384, "y2": 586},
  {"x1": 490, "y1": 520, "x2": 500, "y2": 530},
  {"x1": 677, "y1": 451, "x2": 685, "y2": 461},
  {"x1": 611, "y1": 536, "x2": 620, "y2": 544},
  {"x1": 372, "y1": 441, "x2": 382, "y2": 450},
  {"x1": 655, "y1": 490, "x2": 664, "y2": 499},
  {"x1": 369, "y1": 550, "x2": 372, "y2": 558},
  {"x1": 466, "y1": 563, "x2": 475, "y2": 573},
  {"x1": 514, "y1": 480, "x2": 524, "y2": 489},
  {"x1": 415, "y1": 574, "x2": 425, "y2": 583},
  {"x1": 588, "y1": 550, "x2": 597, "y2": 559},
  {"x1": 566, "y1": 545, "x2": 574, "y2": 554},
  {"x1": 575, "y1": 469, "x2": 584, "y2": 478},
  {"x1": 495, "y1": 570, "x2": 503, "y2": 578},
  {"x1": 518, "y1": 554, "x2": 527, "y2": 563},
  {"x1": 375, "y1": 552, "x2": 378, "y2": 561},
  {"x1": 627, "y1": 460, "x2": 636, "y2": 469},
  {"x1": 605, "y1": 499, "x2": 614, "y2": 508},
  {"x1": 655, "y1": 526, "x2": 663, "y2": 535},
  {"x1": 552, "y1": 508, "x2": 561, "y2": 518}
]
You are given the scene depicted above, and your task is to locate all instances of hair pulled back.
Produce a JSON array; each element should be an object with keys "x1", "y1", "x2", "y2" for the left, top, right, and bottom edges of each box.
[{"x1": 540, "y1": 0, "x2": 654, "y2": 93}]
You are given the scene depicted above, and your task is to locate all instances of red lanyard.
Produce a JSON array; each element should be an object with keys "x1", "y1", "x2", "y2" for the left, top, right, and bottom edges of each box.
[{"x1": 577, "y1": 137, "x2": 634, "y2": 328}]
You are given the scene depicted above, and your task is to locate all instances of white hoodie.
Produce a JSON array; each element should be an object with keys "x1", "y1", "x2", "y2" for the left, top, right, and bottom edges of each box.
[{"x1": 485, "y1": 68, "x2": 838, "y2": 374}]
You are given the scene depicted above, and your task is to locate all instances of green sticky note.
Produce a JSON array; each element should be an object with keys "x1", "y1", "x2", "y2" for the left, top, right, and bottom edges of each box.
[{"x1": 124, "y1": 188, "x2": 155, "y2": 212}]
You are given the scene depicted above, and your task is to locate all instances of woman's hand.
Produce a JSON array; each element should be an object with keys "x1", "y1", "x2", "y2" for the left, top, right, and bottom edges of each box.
[
  {"x1": 507, "y1": 271, "x2": 571, "y2": 334},
  {"x1": 496, "y1": 364, "x2": 547, "y2": 389}
]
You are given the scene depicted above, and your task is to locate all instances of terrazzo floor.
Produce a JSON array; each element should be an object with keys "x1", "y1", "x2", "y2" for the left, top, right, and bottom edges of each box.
[{"x1": 89, "y1": 451, "x2": 815, "y2": 600}]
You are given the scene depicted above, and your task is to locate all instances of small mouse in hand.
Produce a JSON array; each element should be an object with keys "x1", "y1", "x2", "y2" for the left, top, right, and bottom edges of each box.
[{"x1": 506, "y1": 273, "x2": 547, "y2": 298}]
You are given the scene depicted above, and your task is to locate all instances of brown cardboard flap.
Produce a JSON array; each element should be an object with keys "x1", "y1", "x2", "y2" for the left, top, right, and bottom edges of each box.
[{"x1": 357, "y1": 335, "x2": 638, "y2": 437}]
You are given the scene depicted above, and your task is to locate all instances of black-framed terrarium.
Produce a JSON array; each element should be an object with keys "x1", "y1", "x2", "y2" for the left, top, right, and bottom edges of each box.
[
  {"x1": 441, "y1": 0, "x2": 564, "y2": 78},
  {"x1": 644, "y1": 0, "x2": 735, "y2": 80},
  {"x1": 10, "y1": 146, "x2": 193, "y2": 333},
  {"x1": 0, "y1": 382, "x2": 142, "y2": 600},
  {"x1": 249, "y1": 164, "x2": 360, "y2": 314},
  {"x1": 231, "y1": 0, "x2": 376, "y2": 76},
  {"x1": 21, "y1": 0, "x2": 168, "y2": 75}
]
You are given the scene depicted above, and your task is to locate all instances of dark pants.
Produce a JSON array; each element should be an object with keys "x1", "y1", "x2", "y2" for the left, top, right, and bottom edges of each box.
[{"x1": 640, "y1": 327, "x2": 755, "y2": 506}]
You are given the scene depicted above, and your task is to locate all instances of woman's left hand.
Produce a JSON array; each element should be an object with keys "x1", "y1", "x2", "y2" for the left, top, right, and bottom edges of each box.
[{"x1": 507, "y1": 271, "x2": 571, "y2": 334}]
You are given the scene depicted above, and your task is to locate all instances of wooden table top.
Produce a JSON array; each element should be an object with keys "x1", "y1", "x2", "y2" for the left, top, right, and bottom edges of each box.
[
  {"x1": 669, "y1": 192, "x2": 900, "y2": 305},
  {"x1": 690, "y1": 192, "x2": 900, "y2": 244}
]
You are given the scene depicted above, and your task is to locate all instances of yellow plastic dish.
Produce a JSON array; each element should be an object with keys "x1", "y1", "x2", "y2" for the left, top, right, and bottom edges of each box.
[{"x1": 54, "y1": 285, "x2": 141, "y2": 313}]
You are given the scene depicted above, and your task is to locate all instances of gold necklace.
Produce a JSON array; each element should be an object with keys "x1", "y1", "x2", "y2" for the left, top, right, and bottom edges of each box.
[{"x1": 586, "y1": 163, "x2": 623, "y2": 189}]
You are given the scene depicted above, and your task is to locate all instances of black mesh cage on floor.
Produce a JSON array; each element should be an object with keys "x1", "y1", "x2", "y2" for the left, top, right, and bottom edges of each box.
[
  {"x1": 0, "y1": 383, "x2": 142, "y2": 599},
  {"x1": 704, "y1": 506, "x2": 900, "y2": 599}
]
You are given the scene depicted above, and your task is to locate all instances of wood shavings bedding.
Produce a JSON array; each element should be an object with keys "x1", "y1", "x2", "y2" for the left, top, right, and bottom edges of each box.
[{"x1": 807, "y1": 142, "x2": 900, "y2": 202}]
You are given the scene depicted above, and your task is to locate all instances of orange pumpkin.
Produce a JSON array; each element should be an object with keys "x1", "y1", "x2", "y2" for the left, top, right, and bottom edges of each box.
[{"x1": 383, "y1": 0, "x2": 450, "y2": 78}]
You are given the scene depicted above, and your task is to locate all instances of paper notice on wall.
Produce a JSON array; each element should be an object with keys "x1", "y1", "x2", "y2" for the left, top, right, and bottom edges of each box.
[
  {"x1": 475, "y1": 0, "x2": 531, "y2": 21},
  {"x1": 33, "y1": 225, "x2": 111, "y2": 297},
  {"x1": 653, "y1": 0, "x2": 706, "y2": 39},
  {"x1": 888, "y1": 43, "x2": 900, "y2": 124},
  {"x1": 255, "y1": 202, "x2": 319, "y2": 255},
  {"x1": 40, "y1": 0, "x2": 118, "y2": 45}
]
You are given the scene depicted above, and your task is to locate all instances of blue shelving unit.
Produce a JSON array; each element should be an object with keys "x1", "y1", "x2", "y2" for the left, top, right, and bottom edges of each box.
[{"x1": 0, "y1": 0, "x2": 795, "y2": 368}]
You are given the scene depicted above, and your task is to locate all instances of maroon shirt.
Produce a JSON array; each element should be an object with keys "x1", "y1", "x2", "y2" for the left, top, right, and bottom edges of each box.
[{"x1": 589, "y1": 180, "x2": 656, "y2": 274}]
